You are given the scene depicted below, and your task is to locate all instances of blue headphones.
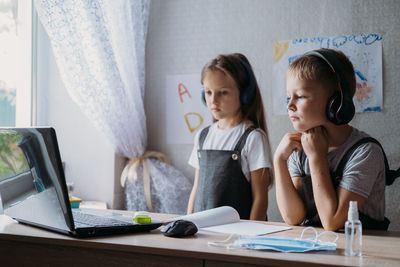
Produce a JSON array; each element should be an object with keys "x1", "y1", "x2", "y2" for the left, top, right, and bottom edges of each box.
[
  {"x1": 304, "y1": 50, "x2": 355, "y2": 125},
  {"x1": 201, "y1": 56, "x2": 257, "y2": 106}
]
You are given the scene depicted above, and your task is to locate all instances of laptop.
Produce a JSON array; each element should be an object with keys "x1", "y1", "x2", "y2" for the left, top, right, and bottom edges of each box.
[{"x1": 0, "y1": 127, "x2": 162, "y2": 237}]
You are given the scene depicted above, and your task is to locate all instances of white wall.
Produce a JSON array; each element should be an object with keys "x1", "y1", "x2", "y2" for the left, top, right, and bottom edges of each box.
[
  {"x1": 36, "y1": 21, "x2": 121, "y2": 209},
  {"x1": 35, "y1": 0, "x2": 400, "y2": 230},
  {"x1": 145, "y1": 0, "x2": 400, "y2": 230}
]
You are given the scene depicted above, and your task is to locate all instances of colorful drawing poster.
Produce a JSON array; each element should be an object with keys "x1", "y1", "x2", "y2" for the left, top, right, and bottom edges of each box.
[
  {"x1": 273, "y1": 33, "x2": 383, "y2": 115},
  {"x1": 166, "y1": 74, "x2": 212, "y2": 144}
]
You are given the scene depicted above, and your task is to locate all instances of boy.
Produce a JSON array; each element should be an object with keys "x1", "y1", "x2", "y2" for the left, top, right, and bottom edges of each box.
[{"x1": 274, "y1": 48, "x2": 388, "y2": 231}]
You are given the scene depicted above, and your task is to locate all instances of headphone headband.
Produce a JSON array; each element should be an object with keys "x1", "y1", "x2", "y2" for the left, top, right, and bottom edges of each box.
[
  {"x1": 304, "y1": 50, "x2": 348, "y2": 95},
  {"x1": 304, "y1": 49, "x2": 355, "y2": 125},
  {"x1": 235, "y1": 55, "x2": 256, "y2": 106}
]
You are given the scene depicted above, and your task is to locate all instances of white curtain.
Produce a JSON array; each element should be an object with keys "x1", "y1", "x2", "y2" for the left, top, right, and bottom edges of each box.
[
  {"x1": 34, "y1": 0, "x2": 148, "y2": 157},
  {"x1": 35, "y1": 0, "x2": 191, "y2": 214}
]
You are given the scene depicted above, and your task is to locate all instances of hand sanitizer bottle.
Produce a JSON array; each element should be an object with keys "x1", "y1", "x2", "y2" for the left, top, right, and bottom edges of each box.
[{"x1": 345, "y1": 201, "x2": 362, "y2": 256}]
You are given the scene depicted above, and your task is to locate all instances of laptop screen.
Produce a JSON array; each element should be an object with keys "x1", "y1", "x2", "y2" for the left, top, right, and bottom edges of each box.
[{"x1": 0, "y1": 127, "x2": 73, "y2": 233}]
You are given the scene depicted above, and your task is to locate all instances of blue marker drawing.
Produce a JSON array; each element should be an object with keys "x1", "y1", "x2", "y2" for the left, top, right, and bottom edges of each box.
[
  {"x1": 355, "y1": 70, "x2": 368, "y2": 81},
  {"x1": 363, "y1": 106, "x2": 382, "y2": 112}
]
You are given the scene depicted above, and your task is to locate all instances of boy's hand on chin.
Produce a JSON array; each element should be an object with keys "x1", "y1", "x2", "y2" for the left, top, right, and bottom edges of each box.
[
  {"x1": 301, "y1": 126, "x2": 328, "y2": 159},
  {"x1": 275, "y1": 132, "x2": 303, "y2": 162}
]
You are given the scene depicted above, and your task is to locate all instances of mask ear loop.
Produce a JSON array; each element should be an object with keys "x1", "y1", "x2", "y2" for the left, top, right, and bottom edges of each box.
[
  {"x1": 208, "y1": 233, "x2": 241, "y2": 249},
  {"x1": 298, "y1": 226, "x2": 319, "y2": 248},
  {"x1": 299, "y1": 226, "x2": 339, "y2": 244},
  {"x1": 299, "y1": 226, "x2": 319, "y2": 241},
  {"x1": 317, "y1": 230, "x2": 339, "y2": 244}
]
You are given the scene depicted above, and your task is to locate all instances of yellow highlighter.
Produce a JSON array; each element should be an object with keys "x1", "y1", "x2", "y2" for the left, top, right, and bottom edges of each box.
[{"x1": 134, "y1": 215, "x2": 151, "y2": 224}]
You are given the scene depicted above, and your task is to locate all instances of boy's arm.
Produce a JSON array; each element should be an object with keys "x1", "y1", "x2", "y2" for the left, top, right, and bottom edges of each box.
[
  {"x1": 308, "y1": 156, "x2": 365, "y2": 230},
  {"x1": 274, "y1": 132, "x2": 307, "y2": 225},
  {"x1": 187, "y1": 169, "x2": 199, "y2": 214},
  {"x1": 303, "y1": 126, "x2": 367, "y2": 230},
  {"x1": 249, "y1": 168, "x2": 270, "y2": 221},
  {"x1": 274, "y1": 158, "x2": 307, "y2": 225}
]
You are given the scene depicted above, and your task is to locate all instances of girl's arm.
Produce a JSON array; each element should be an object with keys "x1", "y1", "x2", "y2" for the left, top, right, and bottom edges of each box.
[
  {"x1": 274, "y1": 132, "x2": 307, "y2": 225},
  {"x1": 249, "y1": 168, "x2": 270, "y2": 221},
  {"x1": 187, "y1": 169, "x2": 199, "y2": 214}
]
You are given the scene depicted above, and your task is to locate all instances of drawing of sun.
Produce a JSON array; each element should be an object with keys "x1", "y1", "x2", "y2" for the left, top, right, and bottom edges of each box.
[{"x1": 273, "y1": 41, "x2": 289, "y2": 63}]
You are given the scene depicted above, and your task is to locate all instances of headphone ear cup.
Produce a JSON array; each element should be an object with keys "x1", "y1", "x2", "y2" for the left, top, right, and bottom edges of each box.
[
  {"x1": 201, "y1": 89, "x2": 206, "y2": 106},
  {"x1": 326, "y1": 92, "x2": 355, "y2": 125},
  {"x1": 326, "y1": 92, "x2": 341, "y2": 124},
  {"x1": 338, "y1": 98, "x2": 355, "y2": 124},
  {"x1": 236, "y1": 56, "x2": 256, "y2": 106},
  {"x1": 240, "y1": 85, "x2": 256, "y2": 106}
]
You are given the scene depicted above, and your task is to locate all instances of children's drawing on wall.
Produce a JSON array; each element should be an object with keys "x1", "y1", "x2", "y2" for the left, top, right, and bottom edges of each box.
[
  {"x1": 273, "y1": 33, "x2": 383, "y2": 115},
  {"x1": 166, "y1": 74, "x2": 212, "y2": 144}
]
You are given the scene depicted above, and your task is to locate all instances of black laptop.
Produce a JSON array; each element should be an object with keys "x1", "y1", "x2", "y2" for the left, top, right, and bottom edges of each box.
[{"x1": 0, "y1": 127, "x2": 161, "y2": 237}]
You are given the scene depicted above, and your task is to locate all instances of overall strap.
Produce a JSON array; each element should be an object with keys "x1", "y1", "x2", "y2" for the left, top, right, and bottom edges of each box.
[
  {"x1": 333, "y1": 137, "x2": 400, "y2": 186},
  {"x1": 198, "y1": 126, "x2": 211, "y2": 150},
  {"x1": 233, "y1": 126, "x2": 256, "y2": 152},
  {"x1": 299, "y1": 151, "x2": 306, "y2": 176}
]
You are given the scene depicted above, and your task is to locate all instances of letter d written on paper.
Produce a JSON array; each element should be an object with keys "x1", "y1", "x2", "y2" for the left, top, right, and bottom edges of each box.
[{"x1": 166, "y1": 74, "x2": 212, "y2": 144}]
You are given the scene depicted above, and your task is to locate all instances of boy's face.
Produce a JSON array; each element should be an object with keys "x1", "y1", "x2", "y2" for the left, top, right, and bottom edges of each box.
[{"x1": 286, "y1": 71, "x2": 332, "y2": 132}]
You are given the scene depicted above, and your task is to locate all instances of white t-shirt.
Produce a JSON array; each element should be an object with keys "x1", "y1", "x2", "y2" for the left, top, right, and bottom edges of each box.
[{"x1": 188, "y1": 121, "x2": 272, "y2": 182}]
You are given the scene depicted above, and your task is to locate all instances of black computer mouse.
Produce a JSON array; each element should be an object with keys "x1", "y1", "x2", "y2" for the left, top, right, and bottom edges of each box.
[{"x1": 161, "y1": 219, "x2": 198, "y2": 237}]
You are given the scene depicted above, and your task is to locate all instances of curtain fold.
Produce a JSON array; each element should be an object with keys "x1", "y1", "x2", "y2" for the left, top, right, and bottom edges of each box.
[
  {"x1": 35, "y1": 0, "x2": 191, "y2": 214},
  {"x1": 35, "y1": 0, "x2": 148, "y2": 158}
]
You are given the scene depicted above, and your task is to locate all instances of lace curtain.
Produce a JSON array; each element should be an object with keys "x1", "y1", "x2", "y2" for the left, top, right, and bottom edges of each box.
[{"x1": 35, "y1": 0, "x2": 191, "y2": 214}]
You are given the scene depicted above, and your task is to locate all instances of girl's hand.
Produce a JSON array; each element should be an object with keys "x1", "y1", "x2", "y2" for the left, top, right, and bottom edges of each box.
[
  {"x1": 274, "y1": 132, "x2": 302, "y2": 162},
  {"x1": 301, "y1": 126, "x2": 328, "y2": 160}
]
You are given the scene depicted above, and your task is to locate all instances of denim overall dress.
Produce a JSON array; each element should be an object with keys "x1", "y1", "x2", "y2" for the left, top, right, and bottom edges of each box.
[{"x1": 193, "y1": 125, "x2": 255, "y2": 219}]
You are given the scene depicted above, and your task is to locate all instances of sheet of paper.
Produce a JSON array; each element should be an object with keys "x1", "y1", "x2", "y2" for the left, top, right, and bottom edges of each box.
[
  {"x1": 273, "y1": 33, "x2": 383, "y2": 115},
  {"x1": 176, "y1": 206, "x2": 240, "y2": 228},
  {"x1": 174, "y1": 206, "x2": 291, "y2": 236},
  {"x1": 165, "y1": 74, "x2": 212, "y2": 144},
  {"x1": 202, "y1": 221, "x2": 291, "y2": 236}
]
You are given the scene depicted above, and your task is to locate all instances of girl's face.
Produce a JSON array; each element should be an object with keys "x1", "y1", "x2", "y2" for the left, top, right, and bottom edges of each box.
[
  {"x1": 286, "y1": 71, "x2": 331, "y2": 132},
  {"x1": 203, "y1": 70, "x2": 242, "y2": 124}
]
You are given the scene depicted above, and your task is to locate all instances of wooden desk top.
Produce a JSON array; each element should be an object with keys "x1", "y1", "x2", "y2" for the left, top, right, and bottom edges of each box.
[{"x1": 1, "y1": 211, "x2": 400, "y2": 267}]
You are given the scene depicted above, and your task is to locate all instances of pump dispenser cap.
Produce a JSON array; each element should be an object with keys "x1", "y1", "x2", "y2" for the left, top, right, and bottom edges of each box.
[{"x1": 348, "y1": 201, "x2": 359, "y2": 221}]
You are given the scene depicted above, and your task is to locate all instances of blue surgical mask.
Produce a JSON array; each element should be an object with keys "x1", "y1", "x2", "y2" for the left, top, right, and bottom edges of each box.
[{"x1": 208, "y1": 227, "x2": 338, "y2": 253}]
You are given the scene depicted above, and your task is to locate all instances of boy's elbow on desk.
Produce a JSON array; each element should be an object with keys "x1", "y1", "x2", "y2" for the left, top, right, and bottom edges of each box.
[
  {"x1": 323, "y1": 225, "x2": 341, "y2": 231},
  {"x1": 283, "y1": 216, "x2": 304, "y2": 226},
  {"x1": 320, "y1": 220, "x2": 344, "y2": 231},
  {"x1": 284, "y1": 217, "x2": 343, "y2": 231}
]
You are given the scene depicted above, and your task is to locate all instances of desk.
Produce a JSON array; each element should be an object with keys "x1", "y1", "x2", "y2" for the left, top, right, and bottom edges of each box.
[{"x1": 1, "y1": 211, "x2": 400, "y2": 267}]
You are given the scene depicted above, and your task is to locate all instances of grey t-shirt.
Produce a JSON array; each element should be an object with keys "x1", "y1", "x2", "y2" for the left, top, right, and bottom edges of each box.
[{"x1": 288, "y1": 127, "x2": 386, "y2": 221}]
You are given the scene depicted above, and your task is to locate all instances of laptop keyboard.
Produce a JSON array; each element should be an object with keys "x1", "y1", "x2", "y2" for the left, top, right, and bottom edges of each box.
[{"x1": 72, "y1": 210, "x2": 133, "y2": 227}]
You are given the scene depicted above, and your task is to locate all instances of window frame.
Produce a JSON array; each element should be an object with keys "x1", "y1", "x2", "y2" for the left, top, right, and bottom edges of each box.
[{"x1": 14, "y1": 0, "x2": 36, "y2": 127}]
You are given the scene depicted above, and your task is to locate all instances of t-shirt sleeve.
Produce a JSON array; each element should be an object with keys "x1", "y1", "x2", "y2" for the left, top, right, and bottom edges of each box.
[
  {"x1": 188, "y1": 130, "x2": 201, "y2": 169},
  {"x1": 244, "y1": 129, "x2": 272, "y2": 171},
  {"x1": 339, "y1": 143, "x2": 385, "y2": 198},
  {"x1": 288, "y1": 151, "x2": 303, "y2": 178}
]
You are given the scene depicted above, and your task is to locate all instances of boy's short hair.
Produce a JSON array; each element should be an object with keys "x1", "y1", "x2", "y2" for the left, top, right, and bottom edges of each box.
[{"x1": 288, "y1": 48, "x2": 356, "y2": 97}]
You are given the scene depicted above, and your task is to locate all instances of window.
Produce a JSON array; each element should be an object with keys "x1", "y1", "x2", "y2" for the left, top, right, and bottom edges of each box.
[{"x1": 0, "y1": 0, "x2": 34, "y2": 127}]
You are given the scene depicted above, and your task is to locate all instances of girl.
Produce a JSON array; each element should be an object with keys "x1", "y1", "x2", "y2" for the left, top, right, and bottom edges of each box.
[{"x1": 187, "y1": 53, "x2": 272, "y2": 220}]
